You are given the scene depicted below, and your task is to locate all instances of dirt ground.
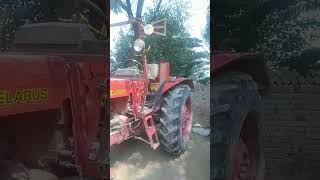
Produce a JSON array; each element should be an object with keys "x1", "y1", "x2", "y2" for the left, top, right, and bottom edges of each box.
[{"x1": 110, "y1": 133, "x2": 210, "y2": 180}]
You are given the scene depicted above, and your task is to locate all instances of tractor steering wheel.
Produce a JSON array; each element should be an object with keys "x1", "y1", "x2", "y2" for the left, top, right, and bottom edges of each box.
[{"x1": 124, "y1": 59, "x2": 144, "y2": 74}]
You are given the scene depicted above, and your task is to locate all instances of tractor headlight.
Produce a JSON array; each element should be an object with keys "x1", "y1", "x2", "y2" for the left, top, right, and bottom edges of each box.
[
  {"x1": 144, "y1": 24, "x2": 154, "y2": 35},
  {"x1": 133, "y1": 39, "x2": 145, "y2": 52}
]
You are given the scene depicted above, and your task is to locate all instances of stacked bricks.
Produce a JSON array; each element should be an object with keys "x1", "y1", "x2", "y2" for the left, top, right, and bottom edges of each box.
[{"x1": 262, "y1": 70, "x2": 320, "y2": 180}]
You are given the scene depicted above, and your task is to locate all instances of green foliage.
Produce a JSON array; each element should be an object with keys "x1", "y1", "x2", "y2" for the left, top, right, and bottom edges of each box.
[
  {"x1": 112, "y1": 29, "x2": 135, "y2": 70},
  {"x1": 253, "y1": 1, "x2": 320, "y2": 73},
  {"x1": 0, "y1": 0, "x2": 44, "y2": 50},
  {"x1": 215, "y1": 0, "x2": 261, "y2": 51},
  {"x1": 0, "y1": 0, "x2": 106, "y2": 50},
  {"x1": 216, "y1": 0, "x2": 320, "y2": 73},
  {"x1": 112, "y1": 0, "x2": 210, "y2": 84}
]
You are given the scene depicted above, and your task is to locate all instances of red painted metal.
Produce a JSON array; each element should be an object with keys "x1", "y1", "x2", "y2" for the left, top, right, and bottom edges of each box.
[
  {"x1": 232, "y1": 138, "x2": 250, "y2": 180},
  {"x1": 110, "y1": 79, "x2": 192, "y2": 149},
  {"x1": 110, "y1": 18, "x2": 193, "y2": 156},
  {"x1": 212, "y1": 53, "x2": 269, "y2": 89},
  {"x1": 110, "y1": 78, "x2": 147, "y2": 146},
  {"x1": 0, "y1": 53, "x2": 107, "y2": 178},
  {"x1": 131, "y1": 81, "x2": 145, "y2": 118},
  {"x1": 162, "y1": 78, "x2": 193, "y2": 94},
  {"x1": 142, "y1": 112, "x2": 160, "y2": 149},
  {"x1": 110, "y1": 79, "x2": 132, "y2": 98},
  {"x1": 159, "y1": 62, "x2": 170, "y2": 82},
  {"x1": 213, "y1": 53, "x2": 257, "y2": 71},
  {"x1": 0, "y1": 55, "x2": 66, "y2": 117},
  {"x1": 156, "y1": 62, "x2": 194, "y2": 94},
  {"x1": 109, "y1": 79, "x2": 146, "y2": 144},
  {"x1": 181, "y1": 97, "x2": 192, "y2": 144}
]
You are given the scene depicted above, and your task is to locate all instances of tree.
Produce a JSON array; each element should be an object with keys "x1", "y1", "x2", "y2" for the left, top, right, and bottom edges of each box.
[
  {"x1": 253, "y1": 1, "x2": 320, "y2": 73},
  {"x1": 215, "y1": 0, "x2": 320, "y2": 73},
  {"x1": 110, "y1": 0, "x2": 146, "y2": 37},
  {"x1": 203, "y1": 3, "x2": 210, "y2": 47},
  {"x1": 0, "y1": 0, "x2": 44, "y2": 50},
  {"x1": 0, "y1": 0, "x2": 107, "y2": 50},
  {"x1": 214, "y1": 0, "x2": 261, "y2": 51},
  {"x1": 112, "y1": 0, "x2": 210, "y2": 84}
]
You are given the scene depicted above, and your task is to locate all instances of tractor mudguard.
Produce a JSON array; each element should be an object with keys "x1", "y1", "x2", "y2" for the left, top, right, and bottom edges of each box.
[
  {"x1": 151, "y1": 78, "x2": 193, "y2": 112},
  {"x1": 152, "y1": 80, "x2": 167, "y2": 111},
  {"x1": 162, "y1": 78, "x2": 193, "y2": 93},
  {"x1": 213, "y1": 53, "x2": 270, "y2": 94}
]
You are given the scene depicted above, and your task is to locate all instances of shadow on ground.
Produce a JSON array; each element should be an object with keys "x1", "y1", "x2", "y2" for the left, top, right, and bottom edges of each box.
[{"x1": 110, "y1": 133, "x2": 210, "y2": 180}]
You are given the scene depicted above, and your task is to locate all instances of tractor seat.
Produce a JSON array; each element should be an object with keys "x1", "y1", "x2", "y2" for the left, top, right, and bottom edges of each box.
[{"x1": 112, "y1": 68, "x2": 143, "y2": 79}]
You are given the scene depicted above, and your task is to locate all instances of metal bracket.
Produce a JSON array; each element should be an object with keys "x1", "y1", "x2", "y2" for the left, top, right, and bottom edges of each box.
[{"x1": 139, "y1": 113, "x2": 160, "y2": 150}]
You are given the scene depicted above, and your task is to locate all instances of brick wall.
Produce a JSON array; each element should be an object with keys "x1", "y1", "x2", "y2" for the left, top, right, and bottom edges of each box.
[
  {"x1": 262, "y1": 70, "x2": 320, "y2": 180},
  {"x1": 192, "y1": 83, "x2": 210, "y2": 128},
  {"x1": 193, "y1": 70, "x2": 320, "y2": 179}
]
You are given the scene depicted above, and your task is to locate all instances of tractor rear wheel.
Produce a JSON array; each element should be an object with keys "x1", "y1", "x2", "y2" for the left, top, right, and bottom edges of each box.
[
  {"x1": 212, "y1": 71, "x2": 265, "y2": 180},
  {"x1": 159, "y1": 84, "x2": 192, "y2": 155}
]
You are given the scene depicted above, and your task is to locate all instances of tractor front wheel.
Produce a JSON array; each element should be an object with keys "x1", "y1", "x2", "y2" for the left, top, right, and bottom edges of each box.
[{"x1": 159, "y1": 84, "x2": 192, "y2": 155}]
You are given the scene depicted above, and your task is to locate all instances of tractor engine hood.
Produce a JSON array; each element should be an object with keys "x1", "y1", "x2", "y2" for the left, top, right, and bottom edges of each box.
[
  {"x1": 9, "y1": 22, "x2": 107, "y2": 55},
  {"x1": 110, "y1": 78, "x2": 132, "y2": 98}
]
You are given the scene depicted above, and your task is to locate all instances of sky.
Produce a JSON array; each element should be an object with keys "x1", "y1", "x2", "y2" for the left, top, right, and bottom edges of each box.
[{"x1": 110, "y1": 0, "x2": 210, "y2": 52}]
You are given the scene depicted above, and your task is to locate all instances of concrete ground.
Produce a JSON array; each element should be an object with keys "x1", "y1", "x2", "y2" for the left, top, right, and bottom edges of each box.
[{"x1": 110, "y1": 133, "x2": 210, "y2": 180}]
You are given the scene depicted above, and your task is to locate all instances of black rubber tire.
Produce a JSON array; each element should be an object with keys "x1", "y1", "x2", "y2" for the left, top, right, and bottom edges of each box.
[
  {"x1": 159, "y1": 84, "x2": 192, "y2": 155},
  {"x1": 211, "y1": 71, "x2": 264, "y2": 180}
]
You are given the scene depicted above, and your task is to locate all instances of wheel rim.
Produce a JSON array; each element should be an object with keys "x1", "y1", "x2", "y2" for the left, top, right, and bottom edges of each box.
[
  {"x1": 181, "y1": 97, "x2": 192, "y2": 144},
  {"x1": 232, "y1": 138, "x2": 250, "y2": 180}
]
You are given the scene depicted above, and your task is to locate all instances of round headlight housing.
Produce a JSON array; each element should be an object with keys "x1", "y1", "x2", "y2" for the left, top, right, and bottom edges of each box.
[
  {"x1": 133, "y1": 39, "x2": 145, "y2": 52},
  {"x1": 144, "y1": 24, "x2": 154, "y2": 35}
]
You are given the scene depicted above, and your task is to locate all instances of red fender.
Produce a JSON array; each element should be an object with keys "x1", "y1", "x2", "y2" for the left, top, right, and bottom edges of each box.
[
  {"x1": 161, "y1": 78, "x2": 193, "y2": 95},
  {"x1": 150, "y1": 78, "x2": 193, "y2": 112},
  {"x1": 213, "y1": 53, "x2": 270, "y2": 93}
]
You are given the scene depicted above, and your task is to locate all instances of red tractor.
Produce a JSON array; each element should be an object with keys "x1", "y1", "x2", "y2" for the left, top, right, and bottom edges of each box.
[
  {"x1": 110, "y1": 18, "x2": 193, "y2": 156},
  {"x1": 0, "y1": 1, "x2": 109, "y2": 179},
  {"x1": 212, "y1": 40, "x2": 270, "y2": 180}
]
